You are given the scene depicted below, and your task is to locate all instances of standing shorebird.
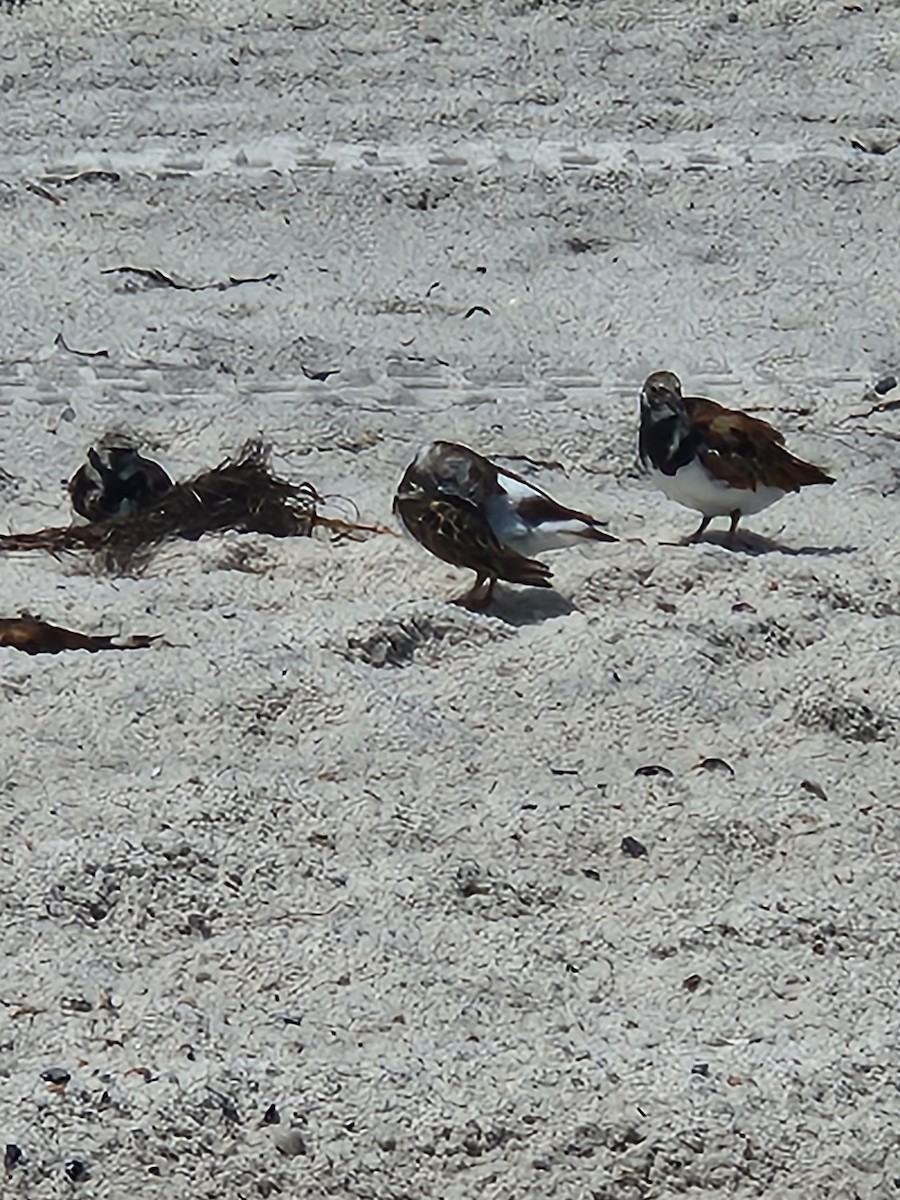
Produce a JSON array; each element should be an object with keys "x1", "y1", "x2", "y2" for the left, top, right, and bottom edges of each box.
[
  {"x1": 639, "y1": 371, "x2": 833, "y2": 544},
  {"x1": 393, "y1": 440, "x2": 617, "y2": 608},
  {"x1": 69, "y1": 443, "x2": 173, "y2": 522}
]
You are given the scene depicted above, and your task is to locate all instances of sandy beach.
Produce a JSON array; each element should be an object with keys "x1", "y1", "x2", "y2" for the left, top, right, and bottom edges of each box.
[{"x1": 2, "y1": 1, "x2": 900, "y2": 1195}]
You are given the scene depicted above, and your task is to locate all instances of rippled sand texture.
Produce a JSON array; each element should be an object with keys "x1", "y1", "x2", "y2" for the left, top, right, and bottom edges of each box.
[{"x1": 1, "y1": 1, "x2": 899, "y2": 1197}]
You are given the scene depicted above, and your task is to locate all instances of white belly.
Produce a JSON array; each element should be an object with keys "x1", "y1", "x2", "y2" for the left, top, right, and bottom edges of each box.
[
  {"x1": 650, "y1": 459, "x2": 784, "y2": 518},
  {"x1": 486, "y1": 489, "x2": 592, "y2": 555}
]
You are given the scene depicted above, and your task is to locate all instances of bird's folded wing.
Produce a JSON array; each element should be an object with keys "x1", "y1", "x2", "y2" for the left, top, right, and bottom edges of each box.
[
  {"x1": 403, "y1": 495, "x2": 552, "y2": 586},
  {"x1": 687, "y1": 396, "x2": 803, "y2": 491}
]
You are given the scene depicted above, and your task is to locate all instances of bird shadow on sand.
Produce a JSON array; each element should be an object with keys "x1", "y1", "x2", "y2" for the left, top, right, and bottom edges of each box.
[
  {"x1": 696, "y1": 530, "x2": 857, "y2": 557},
  {"x1": 488, "y1": 587, "x2": 576, "y2": 626}
]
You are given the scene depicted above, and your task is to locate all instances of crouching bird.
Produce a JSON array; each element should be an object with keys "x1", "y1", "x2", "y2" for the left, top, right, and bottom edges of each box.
[
  {"x1": 69, "y1": 443, "x2": 173, "y2": 522},
  {"x1": 639, "y1": 370, "x2": 833, "y2": 545},
  {"x1": 393, "y1": 440, "x2": 617, "y2": 609}
]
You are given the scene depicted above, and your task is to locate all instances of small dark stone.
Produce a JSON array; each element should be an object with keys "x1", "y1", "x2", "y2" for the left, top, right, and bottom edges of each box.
[
  {"x1": 691, "y1": 1062, "x2": 710, "y2": 1076},
  {"x1": 63, "y1": 997, "x2": 93, "y2": 1013},
  {"x1": 186, "y1": 912, "x2": 213, "y2": 938},
  {"x1": 634, "y1": 764, "x2": 672, "y2": 778},
  {"x1": 263, "y1": 1103, "x2": 281, "y2": 1125},
  {"x1": 726, "y1": 11, "x2": 738, "y2": 21},
  {"x1": 41, "y1": 1067, "x2": 71, "y2": 1087},
  {"x1": 695, "y1": 757, "x2": 735, "y2": 776},
  {"x1": 800, "y1": 779, "x2": 828, "y2": 801},
  {"x1": 4, "y1": 1144, "x2": 23, "y2": 1169},
  {"x1": 621, "y1": 835, "x2": 648, "y2": 859},
  {"x1": 65, "y1": 1159, "x2": 89, "y2": 1182},
  {"x1": 683, "y1": 973, "x2": 703, "y2": 992},
  {"x1": 874, "y1": 374, "x2": 897, "y2": 395}
]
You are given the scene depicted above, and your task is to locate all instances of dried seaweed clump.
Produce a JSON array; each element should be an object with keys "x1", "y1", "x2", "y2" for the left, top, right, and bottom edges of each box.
[{"x1": 0, "y1": 440, "x2": 373, "y2": 572}]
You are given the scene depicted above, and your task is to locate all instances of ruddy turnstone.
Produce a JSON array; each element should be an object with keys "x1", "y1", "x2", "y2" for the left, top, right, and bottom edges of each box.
[
  {"x1": 68, "y1": 443, "x2": 173, "y2": 522},
  {"x1": 393, "y1": 440, "x2": 616, "y2": 608},
  {"x1": 639, "y1": 371, "x2": 833, "y2": 543}
]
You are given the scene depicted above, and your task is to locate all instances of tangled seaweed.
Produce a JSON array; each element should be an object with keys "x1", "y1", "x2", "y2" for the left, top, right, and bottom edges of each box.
[{"x1": 0, "y1": 440, "x2": 385, "y2": 572}]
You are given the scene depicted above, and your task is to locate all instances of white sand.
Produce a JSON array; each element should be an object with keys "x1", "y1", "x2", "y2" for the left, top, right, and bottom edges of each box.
[{"x1": 2, "y1": 1, "x2": 899, "y2": 1195}]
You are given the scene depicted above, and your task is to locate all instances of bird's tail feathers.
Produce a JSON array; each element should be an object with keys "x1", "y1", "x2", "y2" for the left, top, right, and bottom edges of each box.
[
  {"x1": 573, "y1": 522, "x2": 618, "y2": 544},
  {"x1": 494, "y1": 550, "x2": 553, "y2": 588}
]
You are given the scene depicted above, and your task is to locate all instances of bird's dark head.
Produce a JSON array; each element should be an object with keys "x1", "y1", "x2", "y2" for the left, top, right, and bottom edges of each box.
[
  {"x1": 641, "y1": 371, "x2": 684, "y2": 421},
  {"x1": 105, "y1": 445, "x2": 140, "y2": 470}
]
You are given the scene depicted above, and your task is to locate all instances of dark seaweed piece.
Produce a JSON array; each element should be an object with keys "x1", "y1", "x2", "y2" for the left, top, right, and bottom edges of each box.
[
  {"x1": 620, "y1": 835, "x2": 648, "y2": 859},
  {"x1": 0, "y1": 617, "x2": 157, "y2": 655}
]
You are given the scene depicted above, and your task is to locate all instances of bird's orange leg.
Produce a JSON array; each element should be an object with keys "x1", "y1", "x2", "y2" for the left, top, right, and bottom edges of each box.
[{"x1": 452, "y1": 573, "x2": 495, "y2": 610}]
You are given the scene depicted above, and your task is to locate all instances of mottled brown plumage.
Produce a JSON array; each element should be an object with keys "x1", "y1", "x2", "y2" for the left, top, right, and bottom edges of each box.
[
  {"x1": 394, "y1": 440, "x2": 614, "y2": 607},
  {"x1": 679, "y1": 396, "x2": 831, "y2": 493}
]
